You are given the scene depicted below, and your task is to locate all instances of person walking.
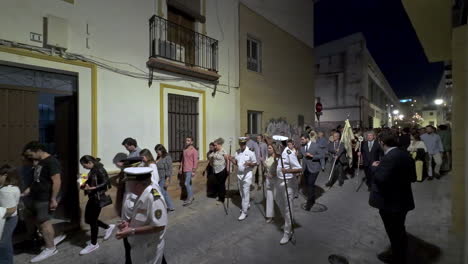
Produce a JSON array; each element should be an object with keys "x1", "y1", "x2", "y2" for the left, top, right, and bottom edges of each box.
[
  {"x1": 264, "y1": 144, "x2": 278, "y2": 223},
  {"x1": 204, "y1": 143, "x2": 216, "y2": 198},
  {"x1": 359, "y1": 131, "x2": 384, "y2": 190},
  {"x1": 370, "y1": 132, "x2": 416, "y2": 264},
  {"x1": 420, "y1": 125, "x2": 444, "y2": 180},
  {"x1": 245, "y1": 134, "x2": 261, "y2": 189},
  {"x1": 229, "y1": 137, "x2": 257, "y2": 221},
  {"x1": 180, "y1": 136, "x2": 198, "y2": 206},
  {"x1": 155, "y1": 144, "x2": 175, "y2": 212},
  {"x1": 407, "y1": 133, "x2": 427, "y2": 182},
  {"x1": 0, "y1": 165, "x2": 20, "y2": 264},
  {"x1": 257, "y1": 135, "x2": 268, "y2": 191},
  {"x1": 22, "y1": 141, "x2": 63, "y2": 263},
  {"x1": 438, "y1": 125, "x2": 452, "y2": 172},
  {"x1": 79, "y1": 155, "x2": 116, "y2": 255},
  {"x1": 275, "y1": 137, "x2": 302, "y2": 245},
  {"x1": 298, "y1": 133, "x2": 325, "y2": 211},
  {"x1": 116, "y1": 167, "x2": 168, "y2": 264},
  {"x1": 317, "y1": 131, "x2": 328, "y2": 172},
  {"x1": 139, "y1": 149, "x2": 160, "y2": 188},
  {"x1": 326, "y1": 132, "x2": 347, "y2": 187},
  {"x1": 207, "y1": 138, "x2": 229, "y2": 204}
]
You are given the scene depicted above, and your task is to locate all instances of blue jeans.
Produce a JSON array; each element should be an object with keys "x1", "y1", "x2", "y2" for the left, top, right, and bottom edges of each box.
[
  {"x1": 184, "y1": 172, "x2": 193, "y2": 200},
  {"x1": 0, "y1": 215, "x2": 18, "y2": 264},
  {"x1": 159, "y1": 177, "x2": 174, "y2": 209}
]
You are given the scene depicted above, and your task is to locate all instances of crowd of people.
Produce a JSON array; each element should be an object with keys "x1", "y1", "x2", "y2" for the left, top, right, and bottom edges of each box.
[{"x1": 0, "y1": 123, "x2": 451, "y2": 264}]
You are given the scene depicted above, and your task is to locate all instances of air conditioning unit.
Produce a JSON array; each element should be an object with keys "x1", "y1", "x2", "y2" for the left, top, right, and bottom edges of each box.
[{"x1": 158, "y1": 40, "x2": 185, "y2": 62}]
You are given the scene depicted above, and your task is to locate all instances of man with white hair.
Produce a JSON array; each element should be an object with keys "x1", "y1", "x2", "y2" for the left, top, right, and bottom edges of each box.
[{"x1": 358, "y1": 131, "x2": 384, "y2": 190}]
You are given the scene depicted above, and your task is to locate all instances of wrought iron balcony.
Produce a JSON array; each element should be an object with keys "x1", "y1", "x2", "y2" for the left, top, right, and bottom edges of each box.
[{"x1": 149, "y1": 15, "x2": 219, "y2": 73}]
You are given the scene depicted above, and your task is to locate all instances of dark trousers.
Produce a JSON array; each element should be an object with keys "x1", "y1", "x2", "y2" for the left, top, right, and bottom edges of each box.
[
  {"x1": 379, "y1": 210, "x2": 408, "y2": 264},
  {"x1": 364, "y1": 166, "x2": 372, "y2": 187},
  {"x1": 304, "y1": 170, "x2": 319, "y2": 205},
  {"x1": 84, "y1": 198, "x2": 110, "y2": 245},
  {"x1": 214, "y1": 169, "x2": 227, "y2": 202},
  {"x1": 124, "y1": 238, "x2": 132, "y2": 264},
  {"x1": 329, "y1": 162, "x2": 345, "y2": 185},
  {"x1": 206, "y1": 168, "x2": 217, "y2": 198}
]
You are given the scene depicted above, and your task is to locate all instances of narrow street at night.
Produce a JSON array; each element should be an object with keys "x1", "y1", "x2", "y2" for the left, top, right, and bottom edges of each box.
[{"x1": 14, "y1": 168, "x2": 453, "y2": 264}]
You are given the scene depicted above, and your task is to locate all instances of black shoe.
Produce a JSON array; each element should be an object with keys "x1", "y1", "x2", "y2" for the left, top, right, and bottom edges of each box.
[
  {"x1": 301, "y1": 203, "x2": 312, "y2": 211},
  {"x1": 328, "y1": 254, "x2": 349, "y2": 264},
  {"x1": 338, "y1": 181, "x2": 344, "y2": 186},
  {"x1": 325, "y1": 182, "x2": 332, "y2": 187},
  {"x1": 435, "y1": 173, "x2": 441, "y2": 179},
  {"x1": 427, "y1": 176, "x2": 434, "y2": 181},
  {"x1": 377, "y1": 251, "x2": 393, "y2": 263}
]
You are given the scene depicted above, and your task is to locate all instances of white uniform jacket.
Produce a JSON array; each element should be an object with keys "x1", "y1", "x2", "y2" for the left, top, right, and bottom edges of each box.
[
  {"x1": 277, "y1": 147, "x2": 302, "y2": 180},
  {"x1": 128, "y1": 185, "x2": 168, "y2": 264}
]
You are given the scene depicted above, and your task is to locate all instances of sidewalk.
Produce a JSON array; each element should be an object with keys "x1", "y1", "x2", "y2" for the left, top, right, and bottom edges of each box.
[{"x1": 14, "y1": 168, "x2": 455, "y2": 264}]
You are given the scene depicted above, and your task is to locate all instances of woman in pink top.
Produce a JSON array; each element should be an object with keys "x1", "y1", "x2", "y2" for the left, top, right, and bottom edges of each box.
[{"x1": 180, "y1": 137, "x2": 198, "y2": 206}]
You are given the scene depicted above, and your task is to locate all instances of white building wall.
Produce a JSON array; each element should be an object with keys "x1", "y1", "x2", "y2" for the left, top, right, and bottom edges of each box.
[
  {"x1": 315, "y1": 33, "x2": 399, "y2": 128},
  {"x1": 0, "y1": 0, "x2": 240, "y2": 170}
]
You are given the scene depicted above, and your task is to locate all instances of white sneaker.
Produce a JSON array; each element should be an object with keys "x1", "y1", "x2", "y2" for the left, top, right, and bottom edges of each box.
[
  {"x1": 280, "y1": 233, "x2": 291, "y2": 245},
  {"x1": 104, "y1": 224, "x2": 116, "y2": 241},
  {"x1": 238, "y1": 212, "x2": 247, "y2": 221},
  {"x1": 53, "y1": 234, "x2": 67, "y2": 246},
  {"x1": 79, "y1": 243, "x2": 99, "y2": 255},
  {"x1": 30, "y1": 247, "x2": 58, "y2": 262}
]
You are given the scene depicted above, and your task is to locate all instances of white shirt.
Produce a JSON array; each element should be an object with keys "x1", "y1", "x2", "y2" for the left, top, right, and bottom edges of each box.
[
  {"x1": 407, "y1": 140, "x2": 427, "y2": 153},
  {"x1": 0, "y1": 185, "x2": 20, "y2": 217},
  {"x1": 277, "y1": 147, "x2": 302, "y2": 180},
  {"x1": 0, "y1": 185, "x2": 20, "y2": 239},
  {"x1": 235, "y1": 147, "x2": 257, "y2": 177},
  {"x1": 128, "y1": 185, "x2": 167, "y2": 264}
]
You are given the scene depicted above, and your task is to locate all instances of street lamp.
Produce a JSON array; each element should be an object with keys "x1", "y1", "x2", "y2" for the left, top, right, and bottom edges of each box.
[
  {"x1": 392, "y1": 109, "x2": 399, "y2": 115},
  {"x1": 399, "y1": 114, "x2": 404, "y2": 120},
  {"x1": 434, "y1": 99, "x2": 444, "y2": 105}
]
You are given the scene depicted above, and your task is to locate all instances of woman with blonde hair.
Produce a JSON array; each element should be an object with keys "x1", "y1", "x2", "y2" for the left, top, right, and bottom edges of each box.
[
  {"x1": 264, "y1": 144, "x2": 278, "y2": 223},
  {"x1": 139, "y1": 149, "x2": 160, "y2": 188},
  {"x1": 207, "y1": 138, "x2": 229, "y2": 204}
]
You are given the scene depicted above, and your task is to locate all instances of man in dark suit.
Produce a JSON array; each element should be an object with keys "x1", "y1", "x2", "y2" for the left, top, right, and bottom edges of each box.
[
  {"x1": 359, "y1": 131, "x2": 384, "y2": 190},
  {"x1": 370, "y1": 131, "x2": 416, "y2": 264},
  {"x1": 326, "y1": 132, "x2": 347, "y2": 187},
  {"x1": 298, "y1": 133, "x2": 325, "y2": 211}
]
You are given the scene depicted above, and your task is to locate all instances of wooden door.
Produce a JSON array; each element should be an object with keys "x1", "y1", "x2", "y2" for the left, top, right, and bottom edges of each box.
[{"x1": 0, "y1": 87, "x2": 38, "y2": 166}]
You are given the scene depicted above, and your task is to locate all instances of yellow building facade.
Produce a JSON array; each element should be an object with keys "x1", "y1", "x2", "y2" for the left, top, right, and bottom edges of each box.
[
  {"x1": 402, "y1": 0, "x2": 467, "y2": 262},
  {"x1": 239, "y1": 4, "x2": 315, "y2": 135}
]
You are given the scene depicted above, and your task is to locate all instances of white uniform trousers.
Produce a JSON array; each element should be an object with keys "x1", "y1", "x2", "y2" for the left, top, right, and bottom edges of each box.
[
  {"x1": 274, "y1": 177, "x2": 295, "y2": 234},
  {"x1": 237, "y1": 172, "x2": 253, "y2": 214},
  {"x1": 265, "y1": 177, "x2": 276, "y2": 218}
]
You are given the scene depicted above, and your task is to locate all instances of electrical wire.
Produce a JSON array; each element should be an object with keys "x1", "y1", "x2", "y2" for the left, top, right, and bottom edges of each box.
[{"x1": 0, "y1": 39, "x2": 237, "y2": 93}]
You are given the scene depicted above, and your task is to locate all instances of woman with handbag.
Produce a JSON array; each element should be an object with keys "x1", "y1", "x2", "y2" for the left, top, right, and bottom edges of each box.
[{"x1": 79, "y1": 155, "x2": 115, "y2": 255}]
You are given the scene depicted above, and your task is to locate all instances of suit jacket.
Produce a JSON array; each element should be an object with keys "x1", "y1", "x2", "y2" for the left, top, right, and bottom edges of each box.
[
  {"x1": 298, "y1": 142, "x2": 324, "y2": 173},
  {"x1": 369, "y1": 148, "x2": 416, "y2": 212},
  {"x1": 328, "y1": 141, "x2": 347, "y2": 165},
  {"x1": 361, "y1": 140, "x2": 384, "y2": 167}
]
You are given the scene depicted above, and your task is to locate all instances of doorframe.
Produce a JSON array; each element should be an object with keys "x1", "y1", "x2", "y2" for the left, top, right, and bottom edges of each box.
[
  {"x1": 160, "y1": 83, "x2": 206, "y2": 160},
  {"x1": 0, "y1": 46, "x2": 98, "y2": 156}
]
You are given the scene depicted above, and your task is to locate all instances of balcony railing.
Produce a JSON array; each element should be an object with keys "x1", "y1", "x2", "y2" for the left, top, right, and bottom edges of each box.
[{"x1": 149, "y1": 15, "x2": 219, "y2": 72}]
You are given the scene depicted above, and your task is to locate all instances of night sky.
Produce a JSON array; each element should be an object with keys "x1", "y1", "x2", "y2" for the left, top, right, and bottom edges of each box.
[{"x1": 314, "y1": 0, "x2": 444, "y2": 98}]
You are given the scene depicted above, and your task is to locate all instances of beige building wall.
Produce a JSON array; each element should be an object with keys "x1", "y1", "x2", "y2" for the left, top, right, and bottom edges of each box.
[
  {"x1": 402, "y1": 1, "x2": 467, "y2": 262},
  {"x1": 239, "y1": 4, "x2": 315, "y2": 134},
  {"x1": 452, "y1": 25, "x2": 468, "y2": 263}
]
